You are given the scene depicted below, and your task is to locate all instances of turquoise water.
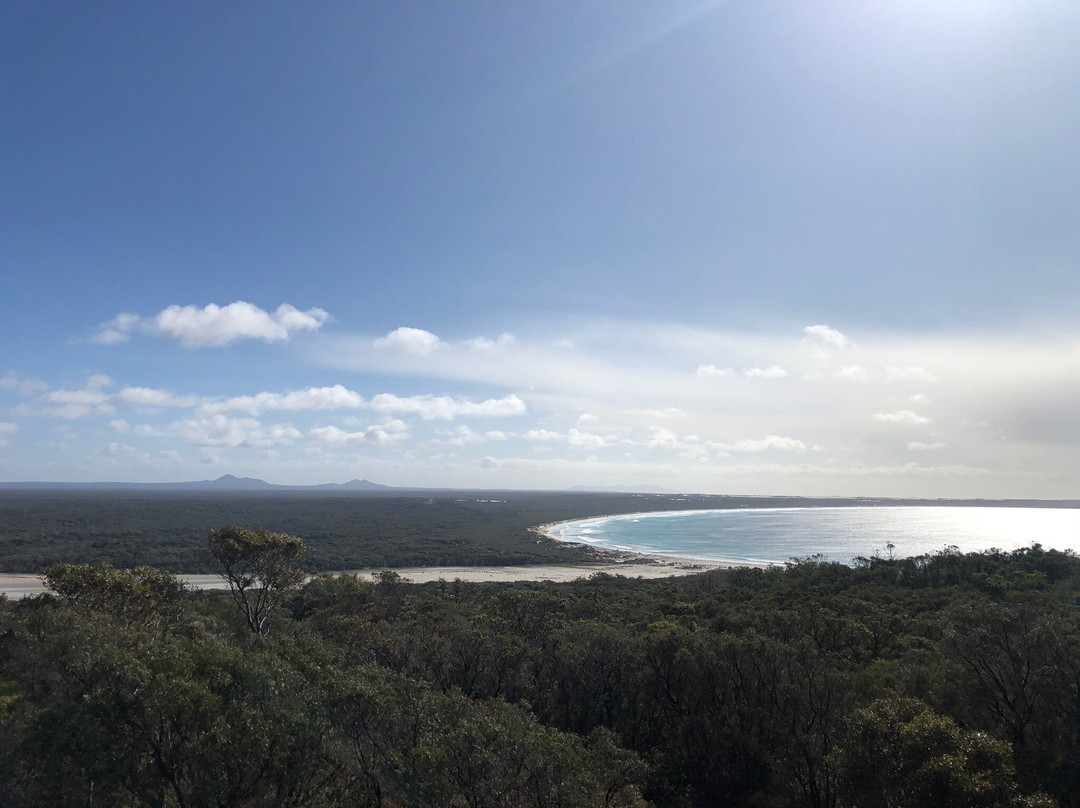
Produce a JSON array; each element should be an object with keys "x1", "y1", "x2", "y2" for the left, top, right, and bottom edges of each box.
[{"x1": 547, "y1": 506, "x2": 1080, "y2": 565}]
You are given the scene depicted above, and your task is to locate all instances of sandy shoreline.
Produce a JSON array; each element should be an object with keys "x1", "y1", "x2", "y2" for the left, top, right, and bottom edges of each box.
[
  {"x1": 0, "y1": 556, "x2": 726, "y2": 599},
  {"x1": 0, "y1": 516, "x2": 741, "y2": 599}
]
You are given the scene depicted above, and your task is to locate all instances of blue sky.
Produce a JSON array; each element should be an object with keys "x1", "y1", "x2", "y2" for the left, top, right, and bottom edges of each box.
[{"x1": 3, "y1": 0, "x2": 1079, "y2": 496}]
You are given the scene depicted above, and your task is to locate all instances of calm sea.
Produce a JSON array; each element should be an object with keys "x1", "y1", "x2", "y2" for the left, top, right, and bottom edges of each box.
[{"x1": 547, "y1": 506, "x2": 1080, "y2": 565}]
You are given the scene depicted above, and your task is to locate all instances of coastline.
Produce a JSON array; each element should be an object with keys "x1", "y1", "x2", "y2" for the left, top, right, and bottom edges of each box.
[
  {"x1": 0, "y1": 514, "x2": 763, "y2": 599},
  {"x1": 0, "y1": 557, "x2": 730, "y2": 599},
  {"x1": 535, "y1": 512, "x2": 766, "y2": 567}
]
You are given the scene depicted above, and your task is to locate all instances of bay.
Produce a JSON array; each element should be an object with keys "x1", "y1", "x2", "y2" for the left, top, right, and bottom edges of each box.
[{"x1": 546, "y1": 506, "x2": 1080, "y2": 565}]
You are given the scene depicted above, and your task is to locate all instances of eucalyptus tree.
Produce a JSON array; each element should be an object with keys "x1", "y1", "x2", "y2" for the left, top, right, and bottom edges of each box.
[{"x1": 208, "y1": 526, "x2": 307, "y2": 636}]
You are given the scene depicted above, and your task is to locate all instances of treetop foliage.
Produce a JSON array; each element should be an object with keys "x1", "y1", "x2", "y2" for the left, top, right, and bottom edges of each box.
[
  {"x1": 43, "y1": 561, "x2": 186, "y2": 628},
  {"x1": 208, "y1": 525, "x2": 307, "y2": 636},
  {"x1": 2, "y1": 538, "x2": 1080, "y2": 806}
]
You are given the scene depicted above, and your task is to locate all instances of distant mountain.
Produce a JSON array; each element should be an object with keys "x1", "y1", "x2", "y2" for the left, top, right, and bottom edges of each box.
[
  {"x1": 301, "y1": 479, "x2": 394, "y2": 492},
  {"x1": 0, "y1": 475, "x2": 396, "y2": 493},
  {"x1": 182, "y1": 474, "x2": 278, "y2": 491}
]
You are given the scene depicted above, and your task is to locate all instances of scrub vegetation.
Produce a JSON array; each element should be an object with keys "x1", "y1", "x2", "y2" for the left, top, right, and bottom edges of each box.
[
  {"x1": 0, "y1": 490, "x2": 1067, "y2": 573},
  {"x1": 2, "y1": 537, "x2": 1079, "y2": 806}
]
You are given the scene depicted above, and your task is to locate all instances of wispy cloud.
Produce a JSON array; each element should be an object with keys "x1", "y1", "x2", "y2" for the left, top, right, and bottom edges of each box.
[
  {"x1": 14, "y1": 319, "x2": 1080, "y2": 497},
  {"x1": 744, "y1": 365, "x2": 788, "y2": 379},
  {"x1": 0, "y1": 422, "x2": 17, "y2": 446},
  {"x1": 885, "y1": 366, "x2": 938, "y2": 383},
  {"x1": 696, "y1": 364, "x2": 735, "y2": 378},
  {"x1": 17, "y1": 378, "x2": 200, "y2": 419},
  {"x1": 804, "y1": 324, "x2": 850, "y2": 349},
  {"x1": 835, "y1": 366, "x2": 870, "y2": 381},
  {"x1": 0, "y1": 372, "x2": 49, "y2": 396},
  {"x1": 369, "y1": 393, "x2": 526, "y2": 421},
  {"x1": 464, "y1": 333, "x2": 516, "y2": 353},
  {"x1": 873, "y1": 410, "x2": 932, "y2": 425},
  {"x1": 733, "y1": 435, "x2": 810, "y2": 452},
  {"x1": 908, "y1": 441, "x2": 947, "y2": 451},
  {"x1": 436, "y1": 425, "x2": 508, "y2": 446}
]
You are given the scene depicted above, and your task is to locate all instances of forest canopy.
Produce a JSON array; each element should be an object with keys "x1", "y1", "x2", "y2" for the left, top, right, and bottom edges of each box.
[{"x1": 1, "y1": 543, "x2": 1077, "y2": 807}]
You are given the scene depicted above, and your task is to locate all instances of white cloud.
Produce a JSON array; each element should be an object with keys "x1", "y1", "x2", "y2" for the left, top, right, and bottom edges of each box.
[
  {"x1": 835, "y1": 365, "x2": 870, "y2": 381},
  {"x1": 568, "y1": 428, "x2": 608, "y2": 448},
  {"x1": 908, "y1": 441, "x2": 948, "y2": 451},
  {"x1": 309, "y1": 420, "x2": 409, "y2": 446},
  {"x1": 524, "y1": 429, "x2": 563, "y2": 441},
  {"x1": 479, "y1": 456, "x2": 500, "y2": 469},
  {"x1": 438, "y1": 425, "x2": 509, "y2": 446},
  {"x1": 733, "y1": 435, "x2": 809, "y2": 452},
  {"x1": 44, "y1": 389, "x2": 111, "y2": 407},
  {"x1": 170, "y1": 415, "x2": 301, "y2": 449},
  {"x1": 113, "y1": 387, "x2": 200, "y2": 408},
  {"x1": 157, "y1": 303, "x2": 328, "y2": 347},
  {"x1": 202, "y1": 385, "x2": 365, "y2": 416},
  {"x1": 0, "y1": 373, "x2": 49, "y2": 396},
  {"x1": 632, "y1": 407, "x2": 685, "y2": 419},
  {"x1": 92, "y1": 302, "x2": 330, "y2": 347},
  {"x1": 0, "y1": 422, "x2": 16, "y2": 446},
  {"x1": 22, "y1": 382, "x2": 195, "y2": 419},
  {"x1": 12, "y1": 318, "x2": 1080, "y2": 498},
  {"x1": 873, "y1": 410, "x2": 933, "y2": 425},
  {"x1": 28, "y1": 385, "x2": 115, "y2": 419},
  {"x1": 89, "y1": 313, "x2": 142, "y2": 345},
  {"x1": 744, "y1": 366, "x2": 788, "y2": 379},
  {"x1": 804, "y1": 324, "x2": 850, "y2": 349},
  {"x1": 696, "y1": 364, "x2": 735, "y2": 378},
  {"x1": 646, "y1": 426, "x2": 683, "y2": 448},
  {"x1": 369, "y1": 393, "x2": 526, "y2": 420},
  {"x1": 885, "y1": 366, "x2": 938, "y2": 383},
  {"x1": 464, "y1": 333, "x2": 516, "y2": 353},
  {"x1": 206, "y1": 386, "x2": 527, "y2": 422},
  {"x1": 374, "y1": 327, "x2": 442, "y2": 355},
  {"x1": 272, "y1": 304, "x2": 330, "y2": 334},
  {"x1": 109, "y1": 419, "x2": 131, "y2": 434}
]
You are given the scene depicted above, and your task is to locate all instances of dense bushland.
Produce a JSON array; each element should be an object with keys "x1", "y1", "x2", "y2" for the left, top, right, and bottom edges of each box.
[
  {"x1": 1, "y1": 491, "x2": 1052, "y2": 572},
  {"x1": 2, "y1": 543, "x2": 1079, "y2": 806}
]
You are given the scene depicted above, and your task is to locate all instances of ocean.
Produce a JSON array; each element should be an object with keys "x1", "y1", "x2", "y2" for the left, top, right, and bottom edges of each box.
[{"x1": 546, "y1": 505, "x2": 1080, "y2": 566}]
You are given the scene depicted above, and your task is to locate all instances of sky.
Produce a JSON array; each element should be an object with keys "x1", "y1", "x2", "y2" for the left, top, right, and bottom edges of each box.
[{"x1": 2, "y1": 0, "x2": 1079, "y2": 497}]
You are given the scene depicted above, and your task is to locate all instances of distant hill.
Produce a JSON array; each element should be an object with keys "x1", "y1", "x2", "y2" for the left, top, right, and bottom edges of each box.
[
  {"x1": 0, "y1": 475, "x2": 396, "y2": 493},
  {"x1": 303, "y1": 479, "x2": 395, "y2": 492}
]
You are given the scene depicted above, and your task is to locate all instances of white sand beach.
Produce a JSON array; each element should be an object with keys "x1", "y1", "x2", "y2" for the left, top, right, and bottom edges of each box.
[
  {"x1": 0, "y1": 555, "x2": 726, "y2": 599},
  {"x1": 0, "y1": 516, "x2": 746, "y2": 599}
]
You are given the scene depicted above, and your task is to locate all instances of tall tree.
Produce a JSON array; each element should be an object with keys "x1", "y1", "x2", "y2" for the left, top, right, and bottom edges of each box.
[{"x1": 208, "y1": 526, "x2": 306, "y2": 636}]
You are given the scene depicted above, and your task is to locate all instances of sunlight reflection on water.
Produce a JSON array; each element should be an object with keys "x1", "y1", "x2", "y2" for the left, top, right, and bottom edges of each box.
[{"x1": 549, "y1": 506, "x2": 1080, "y2": 565}]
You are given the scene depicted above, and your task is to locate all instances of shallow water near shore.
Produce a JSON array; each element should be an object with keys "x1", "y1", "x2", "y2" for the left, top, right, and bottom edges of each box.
[{"x1": 546, "y1": 506, "x2": 1080, "y2": 565}]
